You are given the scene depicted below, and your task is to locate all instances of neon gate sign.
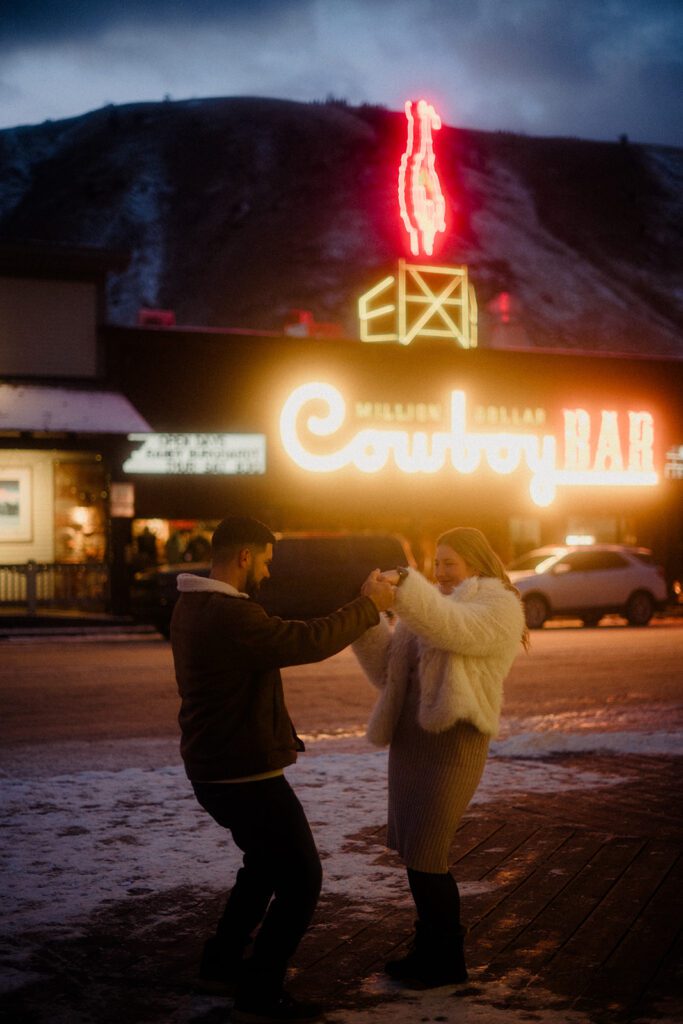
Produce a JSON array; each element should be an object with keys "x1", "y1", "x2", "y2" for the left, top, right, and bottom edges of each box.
[{"x1": 279, "y1": 383, "x2": 658, "y2": 507}]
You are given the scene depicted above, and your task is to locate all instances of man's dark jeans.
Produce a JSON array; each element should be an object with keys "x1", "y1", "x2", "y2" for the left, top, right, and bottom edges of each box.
[{"x1": 192, "y1": 774, "x2": 322, "y2": 996}]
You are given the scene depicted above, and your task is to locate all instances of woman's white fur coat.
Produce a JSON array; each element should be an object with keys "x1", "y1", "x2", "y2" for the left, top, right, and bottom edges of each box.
[{"x1": 353, "y1": 570, "x2": 525, "y2": 745}]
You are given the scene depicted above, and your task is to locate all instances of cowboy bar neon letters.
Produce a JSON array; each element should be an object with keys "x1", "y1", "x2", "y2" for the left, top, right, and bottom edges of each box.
[{"x1": 279, "y1": 383, "x2": 657, "y2": 507}]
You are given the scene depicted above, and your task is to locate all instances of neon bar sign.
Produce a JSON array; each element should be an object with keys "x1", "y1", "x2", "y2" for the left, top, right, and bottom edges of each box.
[
  {"x1": 398, "y1": 99, "x2": 446, "y2": 256},
  {"x1": 279, "y1": 383, "x2": 658, "y2": 507}
]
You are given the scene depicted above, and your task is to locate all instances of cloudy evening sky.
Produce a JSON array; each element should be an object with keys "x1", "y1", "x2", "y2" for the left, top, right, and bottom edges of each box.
[{"x1": 1, "y1": 0, "x2": 681, "y2": 146}]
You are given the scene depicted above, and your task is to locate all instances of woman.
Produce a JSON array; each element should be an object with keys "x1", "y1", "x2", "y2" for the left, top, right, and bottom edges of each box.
[{"x1": 352, "y1": 527, "x2": 527, "y2": 987}]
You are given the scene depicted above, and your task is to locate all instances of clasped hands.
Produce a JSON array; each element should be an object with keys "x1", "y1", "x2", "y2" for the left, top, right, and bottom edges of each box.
[{"x1": 361, "y1": 568, "x2": 402, "y2": 612}]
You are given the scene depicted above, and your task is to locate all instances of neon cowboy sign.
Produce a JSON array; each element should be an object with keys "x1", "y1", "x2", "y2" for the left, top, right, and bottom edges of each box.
[{"x1": 279, "y1": 383, "x2": 658, "y2": 508}]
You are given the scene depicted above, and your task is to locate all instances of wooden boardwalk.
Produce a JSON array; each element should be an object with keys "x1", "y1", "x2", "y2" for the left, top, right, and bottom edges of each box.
[
  {"x1": 2, "y1": 754, "x2": 680, "y2": 1023},
  {"x1": 292, "y1": 754, "x2": 683, "y2": 1023}
]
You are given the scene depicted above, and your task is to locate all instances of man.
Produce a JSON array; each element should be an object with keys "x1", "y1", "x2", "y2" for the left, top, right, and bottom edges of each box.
[{"x1": 170, "y1": 516, "x2": 394, "y2": 1024}]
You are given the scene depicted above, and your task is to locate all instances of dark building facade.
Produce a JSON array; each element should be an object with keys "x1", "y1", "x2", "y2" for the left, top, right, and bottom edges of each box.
[
  {"x1": 0, "y1": 244, "x2": 149, "y2": 616},
  {"x1": 106, "y1": 324, "x2": 683, "y2": 588},
  {"x1": 2, "y1": 240, "x2": 681, "y2": 617}
]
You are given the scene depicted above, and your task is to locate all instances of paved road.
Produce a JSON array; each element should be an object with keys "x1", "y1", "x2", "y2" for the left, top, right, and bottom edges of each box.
[
  {"x1": 2, "y1": 619, "x2": 681, "y2": 1024},
  {"x1": 2, "y1": 619, "x2": 681, "y2": 749}
]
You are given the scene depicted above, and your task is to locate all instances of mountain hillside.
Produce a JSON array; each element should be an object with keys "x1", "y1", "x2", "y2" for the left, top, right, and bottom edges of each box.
[{"x1": 0, "y1": 96, "x2": 681, "y2": 355}]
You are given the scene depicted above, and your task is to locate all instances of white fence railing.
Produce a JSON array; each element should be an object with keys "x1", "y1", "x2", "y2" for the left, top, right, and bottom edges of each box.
[{"x1": 0, "y1": 562, "x2": 109, "y2": 615}]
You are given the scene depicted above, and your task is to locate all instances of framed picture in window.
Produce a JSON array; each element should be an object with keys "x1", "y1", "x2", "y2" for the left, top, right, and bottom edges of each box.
[{"x1": 0, "y1": 467, "x2": 33, "y2": 542}]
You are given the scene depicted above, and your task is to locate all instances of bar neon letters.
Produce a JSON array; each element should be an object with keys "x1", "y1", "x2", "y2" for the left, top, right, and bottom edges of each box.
[{"x1": 279, "y1": 383, "x2": 658, "y2": 507}]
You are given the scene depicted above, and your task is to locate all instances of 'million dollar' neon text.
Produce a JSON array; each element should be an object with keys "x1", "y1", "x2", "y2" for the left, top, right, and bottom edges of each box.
[{"x1": 279, "y1": 383, "x2": 657, "y2": 507}]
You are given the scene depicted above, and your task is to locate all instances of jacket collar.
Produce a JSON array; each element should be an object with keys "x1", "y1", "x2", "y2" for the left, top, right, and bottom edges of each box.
[
  {"x1": 176, "y1": 573, "x2": 249, "y2": 598},
  {"x1": 449, "y1": 575, "x2": 497, "y2": 600}
]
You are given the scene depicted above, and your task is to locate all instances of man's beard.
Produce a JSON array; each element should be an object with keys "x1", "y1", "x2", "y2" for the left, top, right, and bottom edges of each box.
[{"x1": 245, "y1": 567, "x2": 261, "y2": 598}]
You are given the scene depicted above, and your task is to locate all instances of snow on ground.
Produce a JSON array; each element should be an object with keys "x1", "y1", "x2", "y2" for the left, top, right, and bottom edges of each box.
[
  {"x1": 328, "y1": 974, "x2": 607, "y2": 1024},
  {"x1": 2, "y1": 727, "x2": 679, "y2": 944},
  {"x1": 492, "y1": 729, "x2": 682, "y2": 757},
  {"x1": 1, "y1": 727, "x2": 681, "y2": 1021}
]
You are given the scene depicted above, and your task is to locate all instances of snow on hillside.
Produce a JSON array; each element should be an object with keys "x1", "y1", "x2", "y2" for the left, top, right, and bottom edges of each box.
[
  {"x1": 0, "y1": 98, "x2": 680, "y2": 354},
  {"x1": 461, "y1": 157, "x2": 639, "y2": 345}
]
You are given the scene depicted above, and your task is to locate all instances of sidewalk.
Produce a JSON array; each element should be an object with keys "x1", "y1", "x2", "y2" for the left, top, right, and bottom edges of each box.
[
  {"x1": 0, "y1": 612, "x2": 154, "y2": 640},
  {"x1": 291, "y1": 752, "x2": 682, "y2": 1024},
  {"x1": 0, "y1": 607, "x2": 135, "y2": 627},
  {"x1": 1, "y1": 602, "x2": 681, "y2": 638},
  {"x1": 1, "y1": 742, "x2": 680, "y2": 1024}
]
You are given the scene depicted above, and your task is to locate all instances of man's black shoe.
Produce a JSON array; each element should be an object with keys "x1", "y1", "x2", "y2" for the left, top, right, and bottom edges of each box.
[
  {"x1": 196, "y1": 935, "x2": 243, "y2": 995},
  {"x1": 195, "y1": 969, "x2": 238, "y2": 996},
  {"x1": 231, "y1": 991, "x2": 326, "y2": 1023}
]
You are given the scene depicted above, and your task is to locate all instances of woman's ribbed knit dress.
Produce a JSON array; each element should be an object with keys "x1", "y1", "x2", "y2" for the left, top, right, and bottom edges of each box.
[{"x1": 386, "y1": 634, "x2": 490, "y2": 873}]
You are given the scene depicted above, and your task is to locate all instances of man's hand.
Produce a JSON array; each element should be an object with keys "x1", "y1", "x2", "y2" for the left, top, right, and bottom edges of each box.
[
  {"x1": 379, "y1": 569, "x2": 401, "y2": 586},
  {"x1": 361, "y1": 568, "x2": 395, "y2": 612}
]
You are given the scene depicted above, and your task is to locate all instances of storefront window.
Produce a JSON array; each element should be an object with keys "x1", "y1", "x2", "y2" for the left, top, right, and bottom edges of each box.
[
  {"x1": 54, "y1": 460, "x2": 107, "y2": 563},
  {"x1": 131, "y1": 518, "x2": 215, "y2": 569}
]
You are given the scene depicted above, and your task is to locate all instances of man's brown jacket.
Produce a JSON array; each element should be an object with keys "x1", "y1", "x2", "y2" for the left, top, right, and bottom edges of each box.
[{"x1": 171, "y1": 574, "x2": 380, "y2": 781}]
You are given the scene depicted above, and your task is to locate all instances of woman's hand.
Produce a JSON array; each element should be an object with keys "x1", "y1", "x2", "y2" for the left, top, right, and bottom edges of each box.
[
  {"x1": 361, "y1": 569, "x2": 395, "y2": 612},
  {"x1": 379, "y1": 569, "x2": 401, "y2": 586}
]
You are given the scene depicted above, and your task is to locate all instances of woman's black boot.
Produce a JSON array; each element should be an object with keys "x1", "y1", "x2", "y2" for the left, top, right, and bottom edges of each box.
[
  {"x1": 384, "y1": 921, "x2": 424, "y2": 979},
  {"x1": 385, "y1": 921, "x2": 468, "y2": 987}
]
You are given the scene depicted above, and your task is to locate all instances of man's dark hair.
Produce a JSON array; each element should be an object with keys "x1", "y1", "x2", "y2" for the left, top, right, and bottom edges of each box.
[{"x1": 211, "y1": 516, "x2": 276, "y2": 561}]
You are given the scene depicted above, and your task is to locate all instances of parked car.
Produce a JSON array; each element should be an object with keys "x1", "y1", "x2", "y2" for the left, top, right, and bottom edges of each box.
[
  {"x1": 258, "y1": 532, "x2": 416, "y2": 619},
  {"x1": 130, "y1": 559, "x2": 210, "y2": 637},
  {"x1": 507, "y1": 544, "x2": 668, "y2": 628},
  {"x1": 130, "y1": 531, "x2": 415, "y2": 637}
]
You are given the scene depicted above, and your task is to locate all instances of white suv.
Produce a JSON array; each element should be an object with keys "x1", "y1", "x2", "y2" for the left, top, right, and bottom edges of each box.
[{"x1": 507, "y1": 544, "x2": 668, "y2": 628}]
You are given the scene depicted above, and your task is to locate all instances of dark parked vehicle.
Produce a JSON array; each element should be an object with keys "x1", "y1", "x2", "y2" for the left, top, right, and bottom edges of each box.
[
  {"x1": 130, "y1": 531, "x2": 415, "y2": 637},
  {"x1": 130, "y1": 560, "x2": 210, "y2": 637}
]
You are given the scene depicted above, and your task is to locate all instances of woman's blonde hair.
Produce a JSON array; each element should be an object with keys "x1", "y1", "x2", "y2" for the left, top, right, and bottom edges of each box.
[{"x1": 436, "y1": 526, "x2": 530, "y2": 650}]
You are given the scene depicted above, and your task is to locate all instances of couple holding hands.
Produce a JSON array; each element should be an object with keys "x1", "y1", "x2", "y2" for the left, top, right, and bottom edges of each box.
[{"x1": 171, "y1": 516, "x2": 526, "y2": 1024}]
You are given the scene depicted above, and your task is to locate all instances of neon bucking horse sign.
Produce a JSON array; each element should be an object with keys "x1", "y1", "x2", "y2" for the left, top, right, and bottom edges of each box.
[
  {"x1": 359, "y1": 97, "x2": 476, "y2": 346},
  {"x1": 397, "y1": 99, "x2": 446, "y2": 257}
]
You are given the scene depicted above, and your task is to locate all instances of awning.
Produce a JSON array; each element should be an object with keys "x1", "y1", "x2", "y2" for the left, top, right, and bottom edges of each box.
[{"x1": 0, "y1": 384, "x2": 151, "y2": 433}]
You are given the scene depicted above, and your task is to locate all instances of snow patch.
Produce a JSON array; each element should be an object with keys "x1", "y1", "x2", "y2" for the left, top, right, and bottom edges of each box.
[
  {"x1": 0, "y1": 745, "x2": 627, "y2": 942},
  {"x1": 491, "y1": 729, "x2": 683, "y2": 758},
  {"x1": 104, "y1": 152, "x2": 170, "y2": 323},
  {"x1": 0, "y1": 123, "x2": 66, "y2": 219},
  {"x1": 329, "y1": 974, "x2": 596, "y2": 1024},
  {"x1": 460, "y1": 152, "x2": 681, "y2": 352}
]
